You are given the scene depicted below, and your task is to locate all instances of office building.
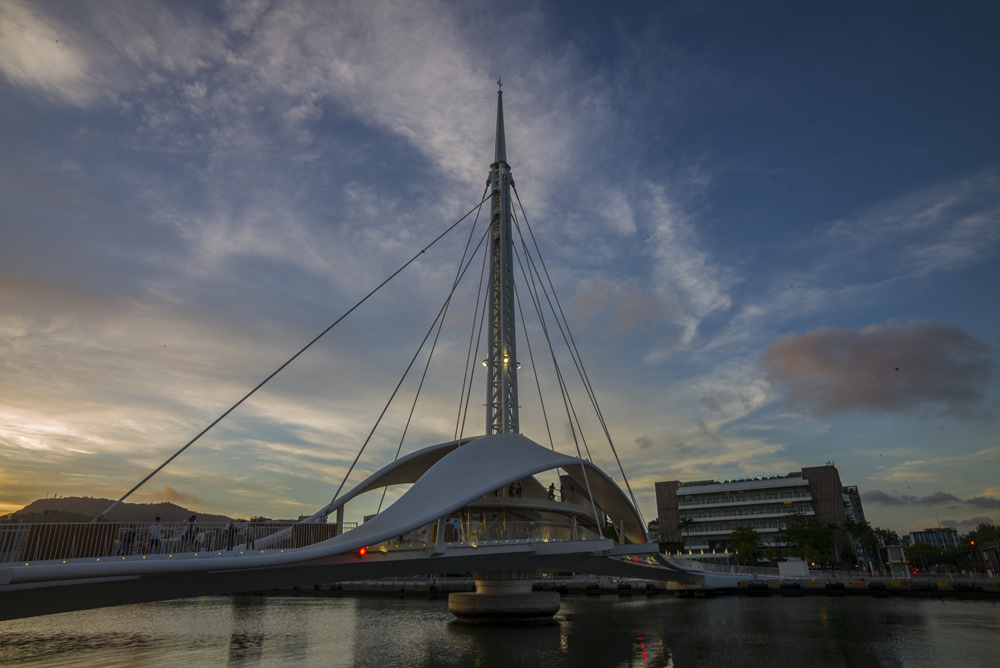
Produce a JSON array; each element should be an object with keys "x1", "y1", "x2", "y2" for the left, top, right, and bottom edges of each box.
[
  {"x1": 654, "y1": 463, "x2": 862, "y2": 559},
  {"x1": 904, "y1": 527, "x2": 961, "y2": 549}
]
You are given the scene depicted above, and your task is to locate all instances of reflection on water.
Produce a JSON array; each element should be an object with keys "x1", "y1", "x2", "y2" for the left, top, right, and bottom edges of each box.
[
  {"x1": 1, "y1": 593, "x2": 998, "y2": 667},
  {"x1": 227, "y1": 596, "x2": 266, "y2": 665}
]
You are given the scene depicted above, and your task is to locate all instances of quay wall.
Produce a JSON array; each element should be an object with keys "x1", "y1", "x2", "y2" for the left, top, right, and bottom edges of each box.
[{"x1": 255, "y1": 574, "x2": 1000, "y2": 599}]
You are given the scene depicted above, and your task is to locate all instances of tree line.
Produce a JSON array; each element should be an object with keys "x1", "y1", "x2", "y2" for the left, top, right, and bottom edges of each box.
[{"x1": 678, "y1": 514, "x2": 999, "y2": 570}]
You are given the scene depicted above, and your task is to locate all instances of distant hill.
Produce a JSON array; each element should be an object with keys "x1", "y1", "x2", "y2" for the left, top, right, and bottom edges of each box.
[{"x1": 3, "y1": 497, "x2": 235, "y2": 524}]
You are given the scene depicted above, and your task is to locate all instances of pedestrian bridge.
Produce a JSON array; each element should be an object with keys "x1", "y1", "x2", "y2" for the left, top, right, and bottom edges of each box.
[
  {"x1": 1, "y1": 511, "x2": 710, "y2": 621},
  {"x1": 2, "y1": 89, "x2": 745, "y2": 621},
  {"x1": 0, "y1": 434, "x2": 726, "y2": 620}
]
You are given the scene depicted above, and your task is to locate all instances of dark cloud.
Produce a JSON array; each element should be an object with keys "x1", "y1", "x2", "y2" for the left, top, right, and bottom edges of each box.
[
  {"x1": 570, "y1": 279, "x2": 679, "y2": 342},
  {"x1": 635, "y1": 435, "x2": 654, "y2": 450},
  {"x1": 696, "y1": 420, "x2": 725, "y2": 446},
  {"x1": 966, "y1": 496, "x2": 1000, "y2": 509},
  {"x1": 762, "y1": 320, "x2": 993, "y2": 417},
  {"x1": 864, "y1": 489, "x2": 1000, "y2": 509},
  {"x1": 957, "y1": 515, "x2": 996, "y2": 527},
  {"x1": 862, "y1": 490, "x2": 907, "y2": 505},
  {"x1": 915, "y1": 491, "x2": 961, "y2": 505}
]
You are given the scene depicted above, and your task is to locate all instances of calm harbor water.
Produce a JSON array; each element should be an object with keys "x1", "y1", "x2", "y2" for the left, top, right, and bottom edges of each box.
[{"x1": 1, "y1": 593, "x2": 997, "y2": 667}]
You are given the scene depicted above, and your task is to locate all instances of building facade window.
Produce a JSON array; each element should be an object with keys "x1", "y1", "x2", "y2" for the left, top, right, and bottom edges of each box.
[{"x1": 656, "y1": 464, "x2": 863, "y2": 561}]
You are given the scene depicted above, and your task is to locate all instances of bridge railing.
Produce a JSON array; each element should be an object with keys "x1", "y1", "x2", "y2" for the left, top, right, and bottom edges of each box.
[
  {"x1": 370, "y1": 520, "x2": 605, "y2": 552},
  {"x1": 470, "y1": 520, "x2": 603, "y2": 544},
  {"x1": 0, "y1": 520, "x2": 357, "y2": 564},
  {"x1": 2, "y1": 516, "x2": 601, "y2": 565}
]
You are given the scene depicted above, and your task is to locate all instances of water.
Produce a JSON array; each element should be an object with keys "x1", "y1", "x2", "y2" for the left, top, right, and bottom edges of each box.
[{"x1": 1, "y1": 594, "x2": 997, "y2": 667}]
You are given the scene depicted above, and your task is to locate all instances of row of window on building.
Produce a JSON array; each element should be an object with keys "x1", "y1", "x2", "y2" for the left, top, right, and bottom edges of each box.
[
  {"x1": 650, "y1": 463, "x2": 864, "y2": 559},
  {"x1": 647, "y1": 463, "x2": 983, "y2": 565}
]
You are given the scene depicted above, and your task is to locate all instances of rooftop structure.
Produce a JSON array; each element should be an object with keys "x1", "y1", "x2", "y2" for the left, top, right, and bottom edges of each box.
[{"x1": 904, "y1": 527, "x2": 962, "y2": 549}]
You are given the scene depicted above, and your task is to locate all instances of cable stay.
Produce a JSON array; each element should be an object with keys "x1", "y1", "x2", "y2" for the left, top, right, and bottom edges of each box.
[
  {"x1": 92, "y1": 195, "x2": 490, "y2": 522},
  {"x1": 453, "y1": 241, "x2": 490, "y2": 441},
  {"x1": 514, "y1": 284, "x2": 554, "y2": 451},
  {"x1": 512, "y1": 271, "x2": 603, "y2": 529},
  {"x1": 316, "y1": 220, "x2": 492, "y2": 521},
  {"x1": 91, "y1": 157, "x2": 646, "y2": 540},
  {"x1": 508, "y1": 202, "x2": 592, "y2": 463},
  {"x1": 315, "y1": 174, "x2": 638, "y2": 536},
  {"x1": 512, "y1": 183, "x2": 647, "y2": 529},
  {"x1": 375, "y1": 200, "x2": 492, "y2": 515}
]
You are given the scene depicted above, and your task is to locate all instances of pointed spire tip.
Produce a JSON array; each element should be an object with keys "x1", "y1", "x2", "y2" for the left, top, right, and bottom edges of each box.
[{"x1": 494, "y1": 80, "x2": 507, "y2": 164}]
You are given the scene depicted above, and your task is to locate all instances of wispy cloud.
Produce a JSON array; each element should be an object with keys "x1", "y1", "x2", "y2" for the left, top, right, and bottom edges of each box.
[
  {"x1": 0, "y1": 0, "x2": 225, "y2": 107},
  {"x1": 863, "y1": 489, "x2": 1000, "y2": 510},
  {"x1": 706, "y1": 170, "x2": 1000, "y2": 355},
  {"x1": 833, "y1": 170, "x2": 1000, "y2": 279},
  {"x1": 642, "y1": 183, "x2": 732, "y2": 353}
]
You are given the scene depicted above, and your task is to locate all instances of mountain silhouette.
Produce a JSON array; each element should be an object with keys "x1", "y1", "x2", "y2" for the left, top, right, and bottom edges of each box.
[{"x1": 4, "y1": 496, "x2": 235, "y2": 523}]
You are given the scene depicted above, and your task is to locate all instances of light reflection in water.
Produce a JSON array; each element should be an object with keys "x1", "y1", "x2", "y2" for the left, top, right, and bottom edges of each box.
[{"x1": 0, "y1": 594, "x2": 997, "y2": 667}]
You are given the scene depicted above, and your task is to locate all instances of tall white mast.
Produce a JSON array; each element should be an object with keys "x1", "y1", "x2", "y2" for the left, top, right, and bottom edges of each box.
[{"x1": 486, "y1": 83, "x2": 518, "y2": 434}]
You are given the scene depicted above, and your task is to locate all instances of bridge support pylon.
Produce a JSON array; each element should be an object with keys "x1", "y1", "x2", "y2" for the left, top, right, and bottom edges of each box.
[{"x1": 448, "y1": 570, "x2": 559, "y2": 624}]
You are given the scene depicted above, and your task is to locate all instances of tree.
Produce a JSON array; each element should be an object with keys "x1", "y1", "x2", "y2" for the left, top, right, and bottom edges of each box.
[
  {"x1": 966, "y1": 522, "x2": 1000, "y2": 545},
  {"x1": 851, "y1": 523, "x2": 901, "y2": 572},
  {"x1": 847, "y1": 521, "x2": 877, "y2": 570},
  {"x1": 905, "y1": 542, "x2": 958, "y2": 571},
  {"x1": 841, "y1": 541, "x2": 858, "y2": 567},
  {"x1": 780, "y1": 513, "x2": 834, "y2": 564},
  {"x1": 842, "y1": 520, "x2": 870, "y2": 569},
  {"x1": 675, "y1": 517, "x2": 695, "y2": 545},
  {"x1": 872, "y1": 526, "x2": 900, "y2": 548},
  {"x1": 729, "y1": 525, "x2": 764, "y2": 566}
]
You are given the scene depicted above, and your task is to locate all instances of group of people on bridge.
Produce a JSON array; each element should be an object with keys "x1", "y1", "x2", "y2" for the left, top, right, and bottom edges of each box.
[
  {"x1": 114, "y1": 515, "x2": 260, "y2": 556},
  {"x1": 489, "y1": 481, "x2": 577, "y2": 502}
]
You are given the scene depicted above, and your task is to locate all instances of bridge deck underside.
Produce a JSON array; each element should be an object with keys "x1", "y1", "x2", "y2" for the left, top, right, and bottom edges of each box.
[{"x1": 1, "y1": 541, "x2": 701, "y2": 620}]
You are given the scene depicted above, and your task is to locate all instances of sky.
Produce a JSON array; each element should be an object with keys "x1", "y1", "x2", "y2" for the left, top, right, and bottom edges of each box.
[{"x1": 1, "y1": 0, "x2": 998, "y2": 535}]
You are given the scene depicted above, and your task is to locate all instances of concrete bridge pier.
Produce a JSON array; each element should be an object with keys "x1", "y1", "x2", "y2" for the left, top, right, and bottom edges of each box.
[{"x1": 448, "y1": 570, "x2": 560, "y2": 624}]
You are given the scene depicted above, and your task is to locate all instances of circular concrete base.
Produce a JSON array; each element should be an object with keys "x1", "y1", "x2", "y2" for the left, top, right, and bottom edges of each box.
[{"x1": 448, "y1": 591, "x2": 561, "y2": 624}]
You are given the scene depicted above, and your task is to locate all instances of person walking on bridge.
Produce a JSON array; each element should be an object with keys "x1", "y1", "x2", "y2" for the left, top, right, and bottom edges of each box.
[
  {"x1": 180, "y1": 515, "x2": 197, "y2": 552},
  {"x1": 148, "y1": 517, "x2": 163, "y2": 554}
]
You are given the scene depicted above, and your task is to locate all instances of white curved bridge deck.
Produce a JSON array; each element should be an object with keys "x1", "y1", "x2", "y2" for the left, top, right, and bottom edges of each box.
[
  {"x1": 1, "y1": 434, "x2": 746, "y2": 620},
  {"x1": 1, "y1": 527, "x2": 713, "y2": 620}
]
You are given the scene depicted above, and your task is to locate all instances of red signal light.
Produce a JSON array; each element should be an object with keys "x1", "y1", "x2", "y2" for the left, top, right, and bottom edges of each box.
[{"x1": 357, "y1": 546, "x2": 367, "y2": 558}]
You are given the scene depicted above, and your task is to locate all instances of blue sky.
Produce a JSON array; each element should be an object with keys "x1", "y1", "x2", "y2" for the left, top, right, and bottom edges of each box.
[{"x1": 1, "y1": 0, "x2": 998, "y2": 534}]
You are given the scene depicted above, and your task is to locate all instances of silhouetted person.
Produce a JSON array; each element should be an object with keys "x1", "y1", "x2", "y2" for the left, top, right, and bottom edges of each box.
[
  {"x1": 181, "y1": 515, "x2": 197, "y2": 551},
  {"x1": 120, "y1": 527, "x2": 135, "y2": 555},
  {"x1": 148, "y1": 517, "x2": 163, "y2": 554}
]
